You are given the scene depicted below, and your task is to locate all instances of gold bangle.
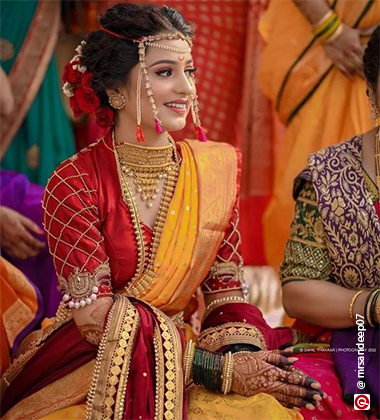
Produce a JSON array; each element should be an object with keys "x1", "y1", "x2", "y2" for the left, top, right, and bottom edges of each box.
[
  {"x1": 221, "y1": 352, "x2": 234, "y2": 394},
  {"x1": 318, "y1": 18, "x2": 342, "y2": 41},
  {"x1": 312, "y1": 10, "x2": 334, "y2": 31},
  {"x1": 313, "y1": 12, "x2": 338, "y2": 38},
  {"x1": 349, "y1": 290, "x2": 365, "y2": 319},
  {"x1": 322, "y1": 23, "x2": 343, "y2": 44},
  {"x1": 184, "y1": 340, "x2": 196, "y2": 384},
  {"x1": 373, "y1": 292, "x2": 380, "y2": 325}
]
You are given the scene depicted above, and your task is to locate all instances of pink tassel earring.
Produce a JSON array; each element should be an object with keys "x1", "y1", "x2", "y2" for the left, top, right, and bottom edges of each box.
[
  {"x1": 154, "y1": 116, "x2": 163, "y2": 134},
  {"x1": 136, "y1": 66, "x2": 146, "y2": 143},
  {"x1": 191, "y1": 93, "x2": 208, "y2": 142}
]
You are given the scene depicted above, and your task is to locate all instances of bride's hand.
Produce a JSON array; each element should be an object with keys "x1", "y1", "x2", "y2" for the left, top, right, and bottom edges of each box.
[{"x1": 231, "y1": 350, "x2": 325, "y2": 410}]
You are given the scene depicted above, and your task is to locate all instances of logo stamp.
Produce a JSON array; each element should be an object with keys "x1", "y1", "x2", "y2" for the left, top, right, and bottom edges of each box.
[{"x1": 354, "y1": 394, "x2": 370, "y2": 410}]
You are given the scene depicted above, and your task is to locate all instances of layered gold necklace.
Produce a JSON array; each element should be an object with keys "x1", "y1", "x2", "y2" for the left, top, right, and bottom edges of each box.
[
  {"x1": 116, "y1": 137, "x2": 179, "y2": 208},
  {"x1": 114, "y1": 132, "x2": 180, "y2": 296}
]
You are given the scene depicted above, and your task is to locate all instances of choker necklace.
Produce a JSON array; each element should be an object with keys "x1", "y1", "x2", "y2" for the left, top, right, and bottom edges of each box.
[{"x1": 114, "y1": 134, "x2": 179, "y2": 208}]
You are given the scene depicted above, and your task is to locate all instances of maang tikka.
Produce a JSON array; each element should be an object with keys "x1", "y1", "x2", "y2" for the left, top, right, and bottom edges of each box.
[{"x1": 101, "y1": 27, "x2": 208, "y2": 142}]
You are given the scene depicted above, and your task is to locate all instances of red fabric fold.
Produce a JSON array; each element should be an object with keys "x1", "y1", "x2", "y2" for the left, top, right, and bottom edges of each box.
[
  {"x1": 2, "y1": 320, "x2": 97, "y2": 414},
  {"x1": 202, "y1": 303, "x2": 293, "y2": 350}
]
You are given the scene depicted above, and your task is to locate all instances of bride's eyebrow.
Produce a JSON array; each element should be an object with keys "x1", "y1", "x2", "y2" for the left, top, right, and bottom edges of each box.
[{"x1": 149, "y1": 59, "x2": 193, "y2": 68}]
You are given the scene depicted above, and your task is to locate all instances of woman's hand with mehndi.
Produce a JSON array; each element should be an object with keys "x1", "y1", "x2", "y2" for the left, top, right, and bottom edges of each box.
[{"x1": 231, "y1": 350, "x2": 325, "y2": 410}]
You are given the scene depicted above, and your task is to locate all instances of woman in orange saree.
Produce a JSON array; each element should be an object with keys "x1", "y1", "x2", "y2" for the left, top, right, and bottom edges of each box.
[
  {"x1": 0, "y1": 258, "x2": 42, "y2": 376},
  {"x1": 260, "y1": 0, "x2": 379, "y2": 268},
  {"x1": 1, "y1": 4, "x2": 324, "y2": 419}
]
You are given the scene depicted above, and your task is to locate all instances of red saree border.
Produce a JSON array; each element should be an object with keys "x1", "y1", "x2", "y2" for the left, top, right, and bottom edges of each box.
[{"x1": 0, "y1": 0, "x2": 60, "y2": 160}]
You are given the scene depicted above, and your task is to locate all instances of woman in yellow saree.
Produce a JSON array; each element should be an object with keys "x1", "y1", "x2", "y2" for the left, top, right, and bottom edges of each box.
[
  {"x1": 260, "y1": 0, "x2": 380, "y2": 268},
  {"x1": 1, "y1": 4, "x2": 324, "y2": 419}
]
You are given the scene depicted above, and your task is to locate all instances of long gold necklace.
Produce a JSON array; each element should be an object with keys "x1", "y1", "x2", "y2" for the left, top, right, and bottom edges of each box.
[
  {"x1": 114, "y1": 132, "x2": 180, "y2": 296},
  {"x1": 115, "y1": 138, "x2": 179, "y2": 208}
]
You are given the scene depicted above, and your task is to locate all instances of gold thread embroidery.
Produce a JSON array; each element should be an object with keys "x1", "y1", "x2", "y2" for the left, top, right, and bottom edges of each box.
[
  {"x1": 152, "y1": 308, "x2": 184, "y2": 420},
  {"x1": 59, "y1": 263, "x2": 111, "y2": 309},
  {"x1": 308, "y1": 137, "x2": 380, "y2": 289},
  {"x1": 86, "y1": 298, "x2": 139, "y2": 420},
  {"x1": 153, "y1": 327, "x2": 165, "y2": 420},
  {"x1": 42, "y1": 158, "x2": 107, "y2": 278},
  {"x1": 1, "y1": 320, "x2": 68, "y2": 398},
  {"x1": 198, "y1": 322, "x2": 266, "y2": 352}
]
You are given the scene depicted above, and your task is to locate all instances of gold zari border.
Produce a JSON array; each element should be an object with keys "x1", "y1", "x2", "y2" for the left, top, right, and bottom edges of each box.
[
  {"x1": 86, "y1": 297, "x2": 139, "y2": 420},
  {"x1": 198, "y1": 322, "x2": 267, "y2": 352},
  {"x1": 2, "y1": 361, "x2": 94, "y2": 420},
  {"x1": 152, "y1": 307, "x2": 184, "y2": 420}
]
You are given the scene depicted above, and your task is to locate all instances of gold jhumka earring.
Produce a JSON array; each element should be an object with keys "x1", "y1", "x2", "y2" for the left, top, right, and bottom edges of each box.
[{"x1": 109, "y1": 92, "x2": 126, "y2": 110}]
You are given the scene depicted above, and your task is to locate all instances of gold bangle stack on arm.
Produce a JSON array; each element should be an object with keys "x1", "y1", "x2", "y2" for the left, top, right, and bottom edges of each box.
[
  {"x1": 312, "y1": 9, "x2": 343, "y2": 44},
  {"x1": 221, "y1": 352, "x2": 234, "y2": 395},
  {"x1": 349, "y1": 290, "x2": 365, "y2": 319}
]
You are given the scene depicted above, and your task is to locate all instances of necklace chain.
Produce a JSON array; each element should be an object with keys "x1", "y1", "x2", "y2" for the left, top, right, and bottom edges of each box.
[
  {"x1": 115, "y1": 137, "x2": 179, "y2": 209},
  {"x1": 113, "y1": 131, "x2": 180, "y2": 296}
]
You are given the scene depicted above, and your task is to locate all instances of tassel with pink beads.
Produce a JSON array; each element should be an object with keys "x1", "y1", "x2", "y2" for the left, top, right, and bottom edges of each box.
[
  {"x1": 195, "y1": 125, "x2": 208, "y2": 142},
  {"x1": 154, "y1": 116, "x2": 163, "y2": 134}
]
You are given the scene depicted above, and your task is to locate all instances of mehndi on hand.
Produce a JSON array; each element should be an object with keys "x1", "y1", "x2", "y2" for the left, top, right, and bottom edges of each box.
[{"x1": 231, "y1": 350, "x2": 325, "y2": 410}]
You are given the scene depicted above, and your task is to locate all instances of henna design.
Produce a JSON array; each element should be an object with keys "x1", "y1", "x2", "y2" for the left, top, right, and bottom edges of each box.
[
  {"x1": 231, "y1": 351, "x2": 321, "y2": 409},
  {"x1": 89, "y1": 297, "x2": 113, "y2": 325}
]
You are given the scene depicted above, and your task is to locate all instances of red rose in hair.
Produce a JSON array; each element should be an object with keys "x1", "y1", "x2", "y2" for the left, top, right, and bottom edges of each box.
[
  {"x1": 70, "y1": 96, "x2": 82, "y2": 118},
  {"x1": 63, "y1": 61, "x2": 81, "y2": 84},
  {"x1": 96, "y1": 106, "x2": 114, "y2": 128},
  {"x1": 80, "y1": 72, "x2": 93, "y2": 92},
  {"x1": 75, "y1": 87, "x2": 100, "y2": 114}
]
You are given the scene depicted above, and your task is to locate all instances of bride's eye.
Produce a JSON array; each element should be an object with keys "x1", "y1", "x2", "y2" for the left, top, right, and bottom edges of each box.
[
  {"x1": 185, "y1": 67, "x2": 198, "y2": 77},
  {"x1": 156, "y1": 69, "x2": 173, "y2": 77}
]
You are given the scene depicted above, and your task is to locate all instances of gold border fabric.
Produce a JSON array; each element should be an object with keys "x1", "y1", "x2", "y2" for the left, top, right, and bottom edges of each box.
[{"x1": 198, "y1": 322, "x2": 267, "y2": 352}]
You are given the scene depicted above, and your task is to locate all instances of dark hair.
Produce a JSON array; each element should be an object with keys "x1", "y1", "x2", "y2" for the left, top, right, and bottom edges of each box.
[
  {"x1": 363, "y1": 25, "x2": 380, "y2": 91},
  {"x1": 81, "y1": 3, "x2": 193, "y2": 108}
]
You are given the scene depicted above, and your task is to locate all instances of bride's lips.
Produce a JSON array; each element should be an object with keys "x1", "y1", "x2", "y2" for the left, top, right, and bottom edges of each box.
[{"x1": 164, "y1": 100, "x2": 188, "y2": 115}]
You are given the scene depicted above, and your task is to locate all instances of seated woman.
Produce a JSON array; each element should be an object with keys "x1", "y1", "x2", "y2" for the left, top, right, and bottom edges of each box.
[
  {"x1": 0, "y1": 3, "x2": 324, "y2": 420},
  {"x1": 281, "y1": 26, "x2": 380, "y2": 420}
]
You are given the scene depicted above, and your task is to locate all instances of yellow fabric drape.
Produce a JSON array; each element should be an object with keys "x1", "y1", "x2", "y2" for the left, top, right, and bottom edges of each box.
[
  {"x1": 0, "y1": 258, "x2": 40, "y2": 375},
  {"x1": 41, "y1": 391, "x2": 302, "y2": 420},
  {"x1": 259, "y1": 0, "x2": 379, "y2": 268},
  {"x1": 139, "y1": 140, "x2": 238, "y2": 315}
]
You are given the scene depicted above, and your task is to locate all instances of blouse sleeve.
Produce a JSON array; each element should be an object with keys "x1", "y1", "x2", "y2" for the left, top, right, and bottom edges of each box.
[
  {"x1": 280, "y1": 180, "x2": 332, "y2": 286},
  {"x1": 42, "y1": 156, "x2": 111, "y2": 310},
  {"x1": 201, "y1": 198, "x2": 246, "y2": 296}
]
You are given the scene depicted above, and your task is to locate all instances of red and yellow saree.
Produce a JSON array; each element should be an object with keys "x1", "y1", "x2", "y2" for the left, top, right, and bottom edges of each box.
[{"x1": 1, "y1": 131, "x2": 300, "y2": 420}]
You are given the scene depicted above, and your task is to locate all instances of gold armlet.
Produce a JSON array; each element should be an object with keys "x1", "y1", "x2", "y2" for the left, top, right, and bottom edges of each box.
[{"x1": 59, "y1": 263, "x2": 111, "y2": 309}]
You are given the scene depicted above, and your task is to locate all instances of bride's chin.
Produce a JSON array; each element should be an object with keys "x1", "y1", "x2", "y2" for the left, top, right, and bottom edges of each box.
[{"x1": 163, "y1": 120, "x2": 187, "y2": 132}]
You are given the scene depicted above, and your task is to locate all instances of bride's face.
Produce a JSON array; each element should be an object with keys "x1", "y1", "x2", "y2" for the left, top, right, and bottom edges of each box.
[{"x1": 119, "y1": 35, "x2": 196, "y2": 133}]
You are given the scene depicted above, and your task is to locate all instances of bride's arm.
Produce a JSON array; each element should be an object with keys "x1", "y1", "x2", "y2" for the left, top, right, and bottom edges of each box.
[{"x1": 43, "y1": 156, "x2": 113, "y2": 345}]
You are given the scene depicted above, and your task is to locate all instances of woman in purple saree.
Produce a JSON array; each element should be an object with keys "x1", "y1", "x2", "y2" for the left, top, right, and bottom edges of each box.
[
  {"x1": 0, "y1": 170, "x2": 61, "y2": 319},
  {"x1": 280, "y1": 26, "x2": 380, "y2": 420}
]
